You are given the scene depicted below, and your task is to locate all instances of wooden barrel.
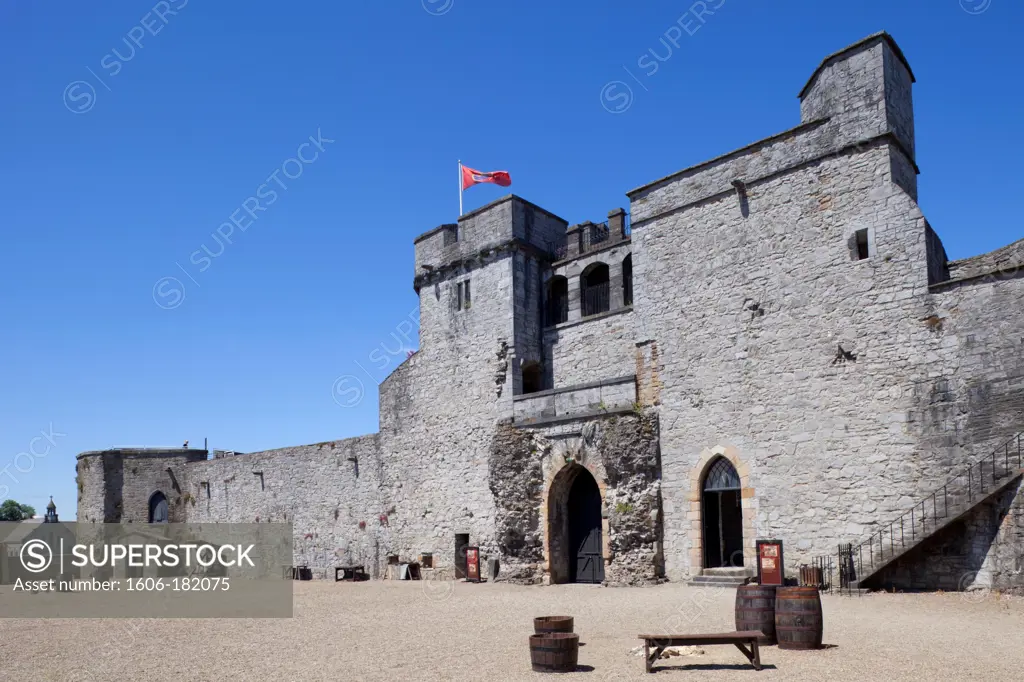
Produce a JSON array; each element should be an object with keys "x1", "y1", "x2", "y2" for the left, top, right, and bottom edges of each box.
[
  {"x1": 735, "y1": 584, "x2": 777, "y2": 645},
  {"x1": 529, "y1": 633, "x2": 579, "y2": 672},
  {"x1": 534, "y1": 616, "x2": 574, "y2": 634},
  {"x1": 775, "y1": 586, "x2": 823, "y2": 650}
]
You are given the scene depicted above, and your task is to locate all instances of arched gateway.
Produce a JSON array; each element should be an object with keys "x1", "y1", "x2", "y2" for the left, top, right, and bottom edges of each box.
[
  {"x1": 547, "y1": 464, "x2": 605, "y2": 584},
  {"x1": 701, "y1": 457, "x2": 743, "y2": 568}
]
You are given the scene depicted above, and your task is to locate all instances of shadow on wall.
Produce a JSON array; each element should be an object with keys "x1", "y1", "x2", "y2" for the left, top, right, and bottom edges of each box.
[{"x1": 870, "y1": 478, "x2": 1022, "y2": 592}]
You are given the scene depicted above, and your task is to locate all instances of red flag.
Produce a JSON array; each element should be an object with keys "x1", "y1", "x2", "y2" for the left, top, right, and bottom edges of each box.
[{"x1": 461, "y1": 165, "x2": 512, "y2": 190}]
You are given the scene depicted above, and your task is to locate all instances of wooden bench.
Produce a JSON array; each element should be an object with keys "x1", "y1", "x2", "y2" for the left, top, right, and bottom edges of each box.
[
  {"x1": 638, "y1": 631, "x2": 763, "y2": 673},
  {"x1": 335, "y1": 565, "x2": 365, "y2": 582}
]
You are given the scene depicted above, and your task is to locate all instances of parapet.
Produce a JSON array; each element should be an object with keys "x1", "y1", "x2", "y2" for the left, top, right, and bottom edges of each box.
[
  {"x1": 562, "y1": 208, "x2": 630, "y2": 261},
  {"x1": 413, "y1": 195, "x2": 568, "y2": 290},
  {"x1": 77, "y1": 447, "x2": 208, "y2": 462}
]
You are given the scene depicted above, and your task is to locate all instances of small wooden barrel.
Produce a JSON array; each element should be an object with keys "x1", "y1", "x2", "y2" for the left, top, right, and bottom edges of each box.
[
  {"x1": 534, "y1": 616, "x2": 574, "y2": 635},
  {"x1": 529, "y1": 633, "x2": 579, "y2": 672},
  {"x1": 775, "y1": 586, "x2": 823, "y2": 650},
  {"x1": 735, "y1": 584, "x2": 777, "y2": 645}
]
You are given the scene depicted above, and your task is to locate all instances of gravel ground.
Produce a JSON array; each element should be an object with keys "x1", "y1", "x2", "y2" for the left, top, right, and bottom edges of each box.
[{"x1": 2, "y1": 581, "x2": 1023, "y2": 681}]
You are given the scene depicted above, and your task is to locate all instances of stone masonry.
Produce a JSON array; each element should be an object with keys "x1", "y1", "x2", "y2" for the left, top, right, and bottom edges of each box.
[{"x1": 78, "y1": 33, "x2": 1024, "y2": 591}]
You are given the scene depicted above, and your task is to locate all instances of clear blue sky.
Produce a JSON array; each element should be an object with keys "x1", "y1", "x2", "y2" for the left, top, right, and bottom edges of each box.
[{"x1": 1, "y1": 0, "x2": 1021, "y2": 518}]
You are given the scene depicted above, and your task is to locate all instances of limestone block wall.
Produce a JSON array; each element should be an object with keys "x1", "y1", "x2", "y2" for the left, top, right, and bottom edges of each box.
[
  {"x1": 632, "y1": 140, "x2": 946, "y2": 580},
  {"x1": 799, "y1": 34, "x2": 914, "y2": 160},
  {"x1": 917, "y1": 271, "x2": 1024, "y2": 460},
  {"x1": 183, "y1": 436, "x2": 386, "y2": 575},
  {"x1": 511, "y1": 195, "x2": 566, "y2": 256},
  {"x1": 76, "y1": 449, "x2": 206, "y2": 524},
  {"x1": 512, "y1": 375, "x2": 636, "y2": 423},
  {"x1": 544, "y1": 310, "x2": 637, "y2": 388},
  {"x1": 75, "y1": 453, "x2": 110, "y2": 523},
  {"x1": 512, "y1": 249, "x2": 548, "y2": 393},
  {"x1": 377, "y1": 239, "x2": 518, "y2": 570}
]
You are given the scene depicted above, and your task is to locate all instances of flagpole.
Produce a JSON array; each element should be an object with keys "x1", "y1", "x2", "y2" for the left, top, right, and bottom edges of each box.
[{"x1": 458, "y1": 160, "x2": 463, "y2": 217}]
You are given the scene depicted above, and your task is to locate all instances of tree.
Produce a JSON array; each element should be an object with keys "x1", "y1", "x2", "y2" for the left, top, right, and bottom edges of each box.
[{"x1": 0, "y1": 499, "x2": 36, "y2": 521}]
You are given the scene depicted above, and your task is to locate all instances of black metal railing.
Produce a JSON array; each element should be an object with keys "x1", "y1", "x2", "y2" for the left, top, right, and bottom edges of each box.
[
  {"x1": 838, "y1": 543, "x2": 855, "y2": 592},
  {"x1": 581, "y1": 282, "x2": 610, "y2": 317},
  {"x1": 581, "y1": 223, "x2": 610, "y2": 253},
  {"x1": 849, "y1": 432, "x2": 1022, "y2": 584},
  {"x1": 545, "y1": 296, "x2": 569, "y2": 327}
]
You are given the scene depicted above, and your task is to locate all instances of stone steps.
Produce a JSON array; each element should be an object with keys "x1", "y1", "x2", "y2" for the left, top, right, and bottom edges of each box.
[
  {"x1": 685, "y1": 571, "x2": 751, "y2": 588},
  {"x1": 850, "y1": 454, "x2": 1024, "y2": 588}
]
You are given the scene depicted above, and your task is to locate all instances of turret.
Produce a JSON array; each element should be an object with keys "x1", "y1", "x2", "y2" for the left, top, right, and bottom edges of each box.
[{"x1": 799, "y1": 32, "x2": 916, "y2": 165}]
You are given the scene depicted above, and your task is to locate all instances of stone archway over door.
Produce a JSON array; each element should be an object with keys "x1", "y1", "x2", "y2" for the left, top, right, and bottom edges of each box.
[
  {"x1": 702, "y1": 458, "x2": 743, "y2": 568},
  {"x1": 568, "y1": 470, "x2": 604, "y2": 583},
  {"x1": 547, "y1": 464, "x2": 605, "y2": 584}
]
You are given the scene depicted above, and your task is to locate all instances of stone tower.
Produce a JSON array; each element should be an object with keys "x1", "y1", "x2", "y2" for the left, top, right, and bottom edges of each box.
[
  {"x1": 799, "y1": 33, "x2": 918, "y2": 200},
  {"x1": 410, "y1": 196, "x2": 568, "y2": 408}
]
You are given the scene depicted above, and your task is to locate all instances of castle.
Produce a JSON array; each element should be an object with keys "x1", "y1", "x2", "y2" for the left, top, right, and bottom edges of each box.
[{"x1": 77, "y1": 33, "x2": 1024, "y2": 591}]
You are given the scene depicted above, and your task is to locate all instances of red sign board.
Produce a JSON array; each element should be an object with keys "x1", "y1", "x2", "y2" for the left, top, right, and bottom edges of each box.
[
  {"x1": 466, "y1": 546, "x2": 480, "y2": 582},
  {"x1": 756, "y1": 539, "x2": 784, "y2": 586}
]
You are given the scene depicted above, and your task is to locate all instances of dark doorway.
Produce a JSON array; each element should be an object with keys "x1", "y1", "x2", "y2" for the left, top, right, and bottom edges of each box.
[
  {"x1": 545, "y1": 276, "x2": 569, "y2": 326},
  {"x1": 567, "y1": 469, "x2": 604, "y2": 583},
  {"x1": 454, "y1": 533, "x2": 469, "y2": 579},
  {"x1": 149, "y1": 491, "x2": 169, "y2": 524},
  {"x1": 521, "y1": 362, "x2": 543, "y2": 394},
  {"x1": 701, "y1": 458, "x2": 743, "y2": 568},
  {"x1": 580, "y1": 263, "x2": 610, "y2": 317}
]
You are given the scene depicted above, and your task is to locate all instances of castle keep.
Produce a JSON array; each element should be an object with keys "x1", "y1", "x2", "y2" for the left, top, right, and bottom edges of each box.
[{"x1": 78, "y1": 34, "x2": 1024, "y2": 591}]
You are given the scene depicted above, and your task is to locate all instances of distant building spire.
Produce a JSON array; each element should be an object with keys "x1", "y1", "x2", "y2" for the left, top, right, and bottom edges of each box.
[{"x1": 44, "y1": 496, "x2": 58, "y2": 523}]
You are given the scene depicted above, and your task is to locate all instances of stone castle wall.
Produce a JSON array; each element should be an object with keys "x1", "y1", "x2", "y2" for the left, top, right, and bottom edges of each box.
[
  {"x1": 77, "y1": 33, "x2": 1024, "y2": 591},
  {"x1": 544, "y1": 309, "x2": 637, "y2": 390},
  {"x1": 183, "y1": 436, "x2": 386, "y2": 575}
]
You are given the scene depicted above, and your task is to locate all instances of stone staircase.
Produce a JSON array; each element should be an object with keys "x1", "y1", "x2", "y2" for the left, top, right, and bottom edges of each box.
[
  {"x1": 850, "y1": 432, "x2": 1024, "y2": 589},
  {"x1": 687, "y1": 566, "x2": 754, "y2": 588}
]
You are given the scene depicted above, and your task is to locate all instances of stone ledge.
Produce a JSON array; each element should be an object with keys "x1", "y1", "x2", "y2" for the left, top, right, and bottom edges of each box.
[
  {"x1": 929, "y1": 263, "x2": 1024, "y2": 292},
  {"x1": 512, "y1": 375, "x2": 636, "y2": 402},
  {"x1": 626, "y1": 118, "x2": 829, "y2": 198},
  {"x1": 512, "y1": 405, "x2": 636, "y2": 428},
  {"x1": 543, "y1": 305, "x2": 633, "y2": 332},
  {"x1": 631, "y1": 133, "x2": 916, "y2": 229},
  {"x1": 77, "y1": 448, "x2": 207, "y2": 460}
]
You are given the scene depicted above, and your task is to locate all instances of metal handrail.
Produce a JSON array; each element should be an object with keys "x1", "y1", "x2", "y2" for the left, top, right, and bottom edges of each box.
[
  {"x1": 581, "y1": 282, "x2": 610, "y2": 317},
  {"x1": 853, "y1": 433, "x2": 1022, "y2": 575}
]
